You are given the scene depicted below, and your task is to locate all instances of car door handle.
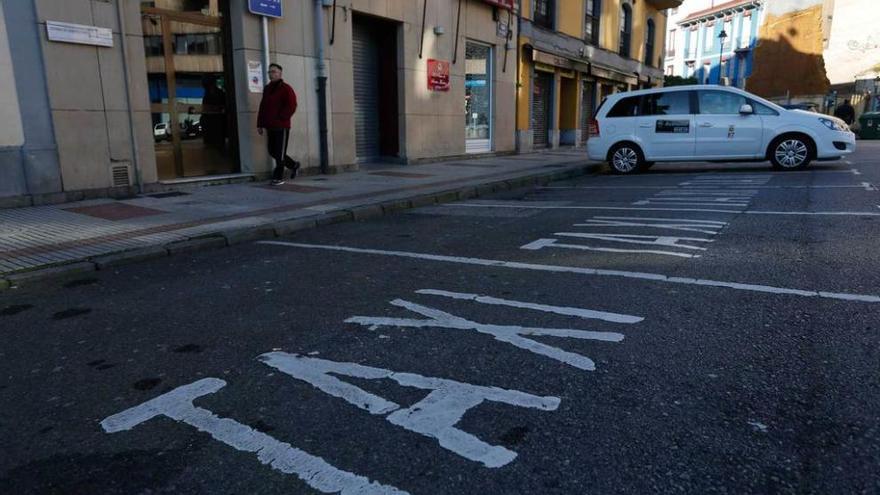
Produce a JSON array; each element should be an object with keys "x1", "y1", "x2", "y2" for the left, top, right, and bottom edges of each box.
[
  {"x1": 639, "y1": 123, "x2": 653, "y2": 128},
  {"x1": 699, "y1": 122, "x2": 713, "y2": 128}
]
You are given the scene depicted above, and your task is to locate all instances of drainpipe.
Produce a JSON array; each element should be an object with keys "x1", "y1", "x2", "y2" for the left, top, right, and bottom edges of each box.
[
  {"x1": 314, "y1": 0, "x2": 330, "y2": 174},
  {"x1": 116, "y1": 3, "x2": 143, "y2": 194}
]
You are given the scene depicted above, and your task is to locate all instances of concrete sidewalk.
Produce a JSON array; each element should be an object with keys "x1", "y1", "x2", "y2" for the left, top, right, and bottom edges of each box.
[{"x1": 0, "y1": 150, "x2": 598, "y2": 288}]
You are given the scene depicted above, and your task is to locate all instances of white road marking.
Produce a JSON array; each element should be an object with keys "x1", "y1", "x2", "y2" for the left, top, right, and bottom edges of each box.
[
  {"x1": 101, "y1": 378, "x2": 407, "y2": 495},
  {"x1": 415, "y1": 289, "x2": 644, "y2": 323},
  {"x1": 258, "y1": 241, "x2": 880, "y2": 303},
  {"x1": 448, "y1": 203, "x2": 880, "y2": 216},
  {"x1": 259, "y1": 352, "x2": 560, "y2": 468},
  {"x1": 862, "y1": 182, "x2": 877, "y2": 191},
  {"x1": 633, "y1": 200, "x2": 748, "y2": 207},
  {"x1": 521, "y1": 238, "x2": 700, "y2": 258},
  {"x1": 656, "y1": 191, "x2": 756, "y2": 196},
  {"x1": 553, "y1": 232, "x2": 711, "y2": 250},
  {"x1": 541, "y1": 185, "x2": 870, "y2": 190},
  {"x1": 573, "y1": 217, "x2": 724, "y2": 235},
  {"x1": 851, "y1": 169, "x2": 862, "y2": 175},
  {"x1": 346, "y1": 298, "x2": 623, "y2": 371}
]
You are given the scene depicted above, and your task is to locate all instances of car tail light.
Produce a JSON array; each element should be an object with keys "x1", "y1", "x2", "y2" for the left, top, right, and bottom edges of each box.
[{"x1": 588, "y1": 118, "x2": 600, "y2": 137}]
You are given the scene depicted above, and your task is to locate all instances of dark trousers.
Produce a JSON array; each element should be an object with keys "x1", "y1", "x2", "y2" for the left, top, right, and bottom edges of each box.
[{"x1": 266, "y1": 128, "x2": 295, "y2": 181}]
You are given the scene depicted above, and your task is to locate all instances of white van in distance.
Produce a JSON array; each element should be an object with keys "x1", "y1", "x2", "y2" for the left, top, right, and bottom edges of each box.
[{"x1": 587, "y1": 85, "x2": 856, "y2": 174}]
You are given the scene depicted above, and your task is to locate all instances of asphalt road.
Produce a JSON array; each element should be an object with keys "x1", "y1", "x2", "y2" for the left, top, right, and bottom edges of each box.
[{"x1": 2, "y1": 144, "x2": 879, "y2": 494}]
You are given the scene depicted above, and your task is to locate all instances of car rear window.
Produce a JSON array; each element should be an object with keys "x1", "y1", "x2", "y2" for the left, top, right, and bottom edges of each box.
[{"x1": 607, "y1": 96, "x2": 642, "y2": 117}]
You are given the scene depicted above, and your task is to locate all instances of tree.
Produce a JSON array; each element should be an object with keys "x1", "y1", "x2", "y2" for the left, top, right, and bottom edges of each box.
[{"x1": 664, "y1": 75, "x2": 697, "y2": 87}]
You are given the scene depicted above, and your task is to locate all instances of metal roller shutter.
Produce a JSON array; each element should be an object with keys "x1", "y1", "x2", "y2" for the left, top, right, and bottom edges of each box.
[
  {"x1": 532, "y1": 72, "x2": 552, "y2": 148},
  {"x1": 352, "y1": 21, "x2": 380, "y2": 160},
  {"x1": 580, "y1": 81, "x2": 594, "y2": 145}
]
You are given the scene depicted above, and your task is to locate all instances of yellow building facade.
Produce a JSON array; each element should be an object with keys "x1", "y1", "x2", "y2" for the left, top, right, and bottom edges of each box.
[{"x1": 517, "y1": 0, "x2": 680, "y2": 150}]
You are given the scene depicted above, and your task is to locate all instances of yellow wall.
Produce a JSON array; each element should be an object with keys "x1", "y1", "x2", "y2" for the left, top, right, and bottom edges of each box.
[
  {"x1": 558, "y1": 0, "x2": 582, "y2": 37},
  {"x1": 600, "y1": 0, "x2": 666, "y2": 66},
  {"x1": 516, "y1": 41, "x2": 531, "y2": 131}
]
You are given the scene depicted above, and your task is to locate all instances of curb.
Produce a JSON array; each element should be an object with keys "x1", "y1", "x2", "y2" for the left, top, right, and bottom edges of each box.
[{"x1": 0, "y1": 162, "x2": 599, "y2": 290}]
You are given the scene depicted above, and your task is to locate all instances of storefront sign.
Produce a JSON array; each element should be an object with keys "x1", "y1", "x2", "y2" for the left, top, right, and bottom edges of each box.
[
  {"x1": 46, "y1": 21, "x2": 113, "y2": 48},
  {"x1": 427, "y1": 59, "x2": 450, "y2": 91},
  {"x1": 248, "y1": 0, "x2": 282, "y2": 18},
  {"x1": 482, "y1": 0, "x2": 515, "y2": 10},
  {"x1": 248, "y1": 61, "x2": 264, "y2": 93},
  {"x1": 532, "y1": 50, "x2": 573, "y2": 70}
]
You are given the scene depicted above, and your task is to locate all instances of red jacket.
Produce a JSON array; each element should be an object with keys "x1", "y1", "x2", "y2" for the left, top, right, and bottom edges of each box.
[{"x1": 257, "y1": 79, "x2": 298, "y2": 129}]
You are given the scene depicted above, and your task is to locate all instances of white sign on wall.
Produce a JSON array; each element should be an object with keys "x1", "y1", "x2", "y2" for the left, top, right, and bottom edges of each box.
[
  {"x1": 46, "y1": 21, "x2": 113, "y2": 48},
  {"x1": 248, "y1": 60, "x2": 264, "y2": 93}
]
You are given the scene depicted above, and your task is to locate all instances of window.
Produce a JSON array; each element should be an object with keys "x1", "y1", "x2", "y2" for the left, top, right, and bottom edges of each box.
[
  {"x1": 698, "y1": 90, "x2": 747, "y2": 114},
  {"x1": 667, "y1": 29, "x2": 676, "y2": 57},
  {"x1": 584, "y1": 0, "x2": 601, "y2": 46},
  {"x1": 143, "y1": 35, "x2": 163, "y2": 56},
  {"x1": 534, "y1": 0, "x2": 554, "y2": 30},
  {"x1": 643, "y1": 91, "x2": 691, "y2": 115},
  {"x1": 645, "y1": 19, "x2": 656, "y2": 66},
  {"x1": 751, "y1": 100, "x2": 779, "y2": 116},
  {"x1": 704, "y1": 23, "x2": 715, "y2": 51},
  {"x1": 740, "y1": 13, "x2": 753, "y2": 48},
  {"x1": 619, "y1": 4, "x2": 632, "y2": 58},
  {"x1": 608, "y1": 95, "x2": 641, "y2": 117}
]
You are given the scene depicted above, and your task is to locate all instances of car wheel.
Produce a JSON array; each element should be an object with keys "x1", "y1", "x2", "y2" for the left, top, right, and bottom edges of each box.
[
  {"x1": 770, "y1": 136, "x2": 812, "y2": 170},
  {"x1": 608, "y1": 143, "x2": 644, "y2": 174}
]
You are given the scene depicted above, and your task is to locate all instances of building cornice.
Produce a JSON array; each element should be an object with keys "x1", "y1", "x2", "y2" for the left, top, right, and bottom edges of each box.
[{"x1": 679, "y1": 0, "x2": 762, "y2": 27}]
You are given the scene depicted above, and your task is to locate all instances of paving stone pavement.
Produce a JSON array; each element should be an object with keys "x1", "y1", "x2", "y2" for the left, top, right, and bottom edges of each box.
[{"x1": 0, "y1": 150, "x2": 596, "y2": 286}]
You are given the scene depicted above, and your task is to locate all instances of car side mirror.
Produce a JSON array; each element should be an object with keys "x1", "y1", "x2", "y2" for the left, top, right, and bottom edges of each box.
[{"x1": 739, "y1": 104, "x2": 754, "y2": 115}]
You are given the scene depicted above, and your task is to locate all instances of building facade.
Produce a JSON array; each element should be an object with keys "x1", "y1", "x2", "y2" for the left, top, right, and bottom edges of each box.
[
  {"x1": 0, "y1": 0, "x2": 518, "y2": 207},
  {"x1": 745, "y1": 0, "x2": 879, "y2": 125},
  {"x1": 516, "y1": 0, "x2": 680, "y2": 151},
  {"x1": 664, "y1": 0, "x2": 763, "y2": 88}
]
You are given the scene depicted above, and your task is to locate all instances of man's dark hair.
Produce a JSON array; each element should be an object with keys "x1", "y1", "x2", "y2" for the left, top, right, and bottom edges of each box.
[{"x1": 269, "y1": 63, "x2": 283, "y2": 72}]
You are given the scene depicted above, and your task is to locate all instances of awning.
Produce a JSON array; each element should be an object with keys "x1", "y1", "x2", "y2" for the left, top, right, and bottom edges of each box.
[{"x1": 482, "y1": 0, "x2": 514, "y2": 10}]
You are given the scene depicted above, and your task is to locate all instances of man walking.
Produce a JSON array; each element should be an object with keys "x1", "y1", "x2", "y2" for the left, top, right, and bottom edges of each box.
[
  {"x1": 257, "y1": 63, "x2": 300, "y2": 185},
  {"x1": 834, "y1": 99, "x2": 856, "y2": 126}
]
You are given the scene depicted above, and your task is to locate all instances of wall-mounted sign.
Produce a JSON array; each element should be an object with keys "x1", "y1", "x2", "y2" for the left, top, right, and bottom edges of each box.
[
  {"x1": 248, "y1": 0, "x2": 283, "y2": 18},
  {"x1": 427, "y1": 59, "x2": 450, "y2": 91},
  {"x1": 496, "y1": 19, "x2": 509, "y2": 38},
  {"x1": 248, "y1": 61, "x2": 264, "y2": 93},
  {"x1": 46, "y1": 21, "x2": 113, "y2": 47}
]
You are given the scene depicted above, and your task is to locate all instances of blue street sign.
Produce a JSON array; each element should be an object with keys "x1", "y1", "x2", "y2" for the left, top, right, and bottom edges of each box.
[{"x1": 248, "y1": 0, "x2": 282, "y2": 18}]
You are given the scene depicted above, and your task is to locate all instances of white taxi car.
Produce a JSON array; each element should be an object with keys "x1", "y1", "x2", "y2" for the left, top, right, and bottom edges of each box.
[{"x1": 587, "y1": 85, "x2": 856, "y2": 174}]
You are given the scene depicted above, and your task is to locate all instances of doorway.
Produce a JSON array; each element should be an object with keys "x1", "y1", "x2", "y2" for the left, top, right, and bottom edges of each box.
[
  {"x1": 352, "y1": 15, "x2": 400, "y2": 162},
  {"x1": 141, "y1": 0, "x2": 238, "y2": 180},
  {"x1": 465, "y1": 41, "x2": 493, "y2": 154}
]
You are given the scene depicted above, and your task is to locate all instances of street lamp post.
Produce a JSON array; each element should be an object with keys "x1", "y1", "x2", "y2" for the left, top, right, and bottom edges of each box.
[{"x1": 717, "y1": 29, "x2": 728, "y2": 85}]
